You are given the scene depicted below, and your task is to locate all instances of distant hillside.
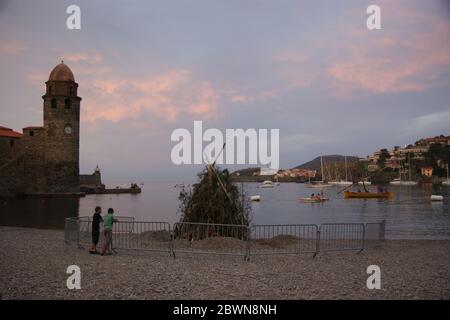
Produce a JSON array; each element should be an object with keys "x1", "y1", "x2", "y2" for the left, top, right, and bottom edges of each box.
[{"x1": 295, "y1": 155, "x2": 358, "y2": 171}]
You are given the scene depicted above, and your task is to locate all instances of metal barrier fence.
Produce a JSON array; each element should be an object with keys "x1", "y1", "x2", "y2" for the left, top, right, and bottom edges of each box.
[
  {"x1": 172, "y1": 222, "x2": 249, "y2": 258},
  {"x1": 64, "y1": 218, "x2": 386, "y2": 259},
  {"x1": 64, "y1": 217, "x2": 80, "y2": 247},
  {"x1": 318, "y1": 223, "x2": 366, "y2": 253},
  {"x1": 250, "y1": 224, "x2": 318, "y2": 256},
  {"x1": 364, "y1": 220, "x2": 386, "y2": 249},
  {"x1": 112, "y1": 221, "x2": 172, "y2": 254}
]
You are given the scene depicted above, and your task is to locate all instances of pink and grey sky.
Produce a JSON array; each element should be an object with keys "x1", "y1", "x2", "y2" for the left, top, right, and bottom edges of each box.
[{"x1": 1, "y1": 0, "x2": 449, "y2": 181}]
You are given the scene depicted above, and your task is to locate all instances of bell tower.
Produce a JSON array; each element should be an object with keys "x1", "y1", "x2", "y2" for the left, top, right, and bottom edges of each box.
[{"x1": 42, "y1": 61, "x2": 81, "y2": 192}]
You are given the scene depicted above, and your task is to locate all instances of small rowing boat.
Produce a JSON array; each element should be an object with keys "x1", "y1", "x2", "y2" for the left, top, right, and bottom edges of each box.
[
  {"x1": 300, "y1": 197, "x2": 329, "y2": 203},
  {"x1": 344, "y1": 191, "x2": 394, "y2": 199}
]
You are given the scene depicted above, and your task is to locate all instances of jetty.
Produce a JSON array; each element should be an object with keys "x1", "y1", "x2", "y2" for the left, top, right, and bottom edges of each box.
[
  {"x1": 79, "y1": 166, "x2": 141, "y2": 195},
  {"x1": 82, "y1": 183, "x2": 142, "y2": 195}
]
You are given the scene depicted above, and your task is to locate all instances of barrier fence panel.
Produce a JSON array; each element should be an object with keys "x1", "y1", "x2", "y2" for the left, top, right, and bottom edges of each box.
[
  {"x1": 364, "y1": 220, "x2": 386, "y2": 248},
  {"x1": 250, "y1": 224, "x2": 318, "y2": 256},
  {"x1": 77, "y1": 216, "x2": 92, "y2": 248},
  {"x1": 172, "y1": 222, "x2": 249, "y2": 258},
  {"x1": 64, "y1": 218, "x2": 80, "y2": 246},
  {"x1": 111, "y1": 221, "x2": 172, "y2": 254},
  {"x1": 319, "y1": 223, "x2": 365, "y2": 252}
]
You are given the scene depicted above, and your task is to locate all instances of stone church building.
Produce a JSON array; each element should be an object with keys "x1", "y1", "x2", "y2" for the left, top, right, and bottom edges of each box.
[{"x1": 0, "y1": 62, "x2": 83, "y2": 196}]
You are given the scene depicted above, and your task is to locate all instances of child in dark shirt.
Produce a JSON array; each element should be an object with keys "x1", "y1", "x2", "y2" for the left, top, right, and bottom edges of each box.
[{"x1": 89, "y1": 206, "x2": 103, "y2": 254}]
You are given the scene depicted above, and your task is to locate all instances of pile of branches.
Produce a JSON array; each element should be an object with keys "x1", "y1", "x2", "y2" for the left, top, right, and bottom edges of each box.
[{"x1": 176, "y1": 164, "x2": 252, "y2": 240}]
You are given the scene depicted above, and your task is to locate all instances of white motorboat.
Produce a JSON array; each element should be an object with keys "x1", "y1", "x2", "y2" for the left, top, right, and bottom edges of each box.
[
  {"x1": 430, "y1": 195, "x2": 444, "y2": 201},
  {"x1": 250, "y1": 195, "x2": 261, "y2": 201},
  {"x1": 259, "y1": 180, "x2": 274, "y2": 188}
]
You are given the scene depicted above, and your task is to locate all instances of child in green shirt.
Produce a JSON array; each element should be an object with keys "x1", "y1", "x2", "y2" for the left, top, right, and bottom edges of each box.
[{"x1": 101, "y1": 208, "x2": 118, "y2": 256}]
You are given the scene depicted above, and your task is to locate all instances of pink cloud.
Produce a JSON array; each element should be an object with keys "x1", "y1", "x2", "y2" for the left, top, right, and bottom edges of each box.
[
  {"x1": 231, "y1": 95, "x2": 255, "y2": 103},
  {"x1": 64, "y1": 52, "x2": 103, "y2": 63},
  {"x1": 0, "y1": 41, "x2": 27, "y2": 55},
  {"x1": 78, "y1": 68, "x2": 219, "y2": 124},
  {"x1": 327, "y1": 3, "x2": 450, "y2": 97},
  {"x1": 272, "y1": 51, "x2": 308, "y2": 64}
]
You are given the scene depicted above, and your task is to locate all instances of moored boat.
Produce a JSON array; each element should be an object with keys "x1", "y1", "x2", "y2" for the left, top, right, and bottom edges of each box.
[
  {"x1": 430, "y1": 195, "x2": 444, "y2": 201},
  {"x1": 442, "y1": 165, "x2": 450, "y2": 185},
  {"x1": 259, "y1": 180, "x2": 274, "y2": 188},
  {"x1": 306, "y1": 155, "x2": 333, "y2": 188},
  {"x1": 344, "y1": 191, "x2": 394, "y2": 199},
  {"x1": 306, "y1": 182, "x2": 333, "y2": 188},
  {"x1": 335, "y1": 180, "x2": 353, "y2": 186},
  {"x1": 300, "y1": 197, "x2": 329, "y2": 203}
]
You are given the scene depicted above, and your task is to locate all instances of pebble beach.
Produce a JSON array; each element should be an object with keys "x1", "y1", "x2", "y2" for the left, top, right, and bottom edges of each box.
[{"x1": 1, "y1": 226, "x2": 449, "y2": 300}]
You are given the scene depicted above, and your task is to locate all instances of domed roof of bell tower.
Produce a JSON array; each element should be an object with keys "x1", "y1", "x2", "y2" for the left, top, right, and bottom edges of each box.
[{"x1": 48, "y1": 61, "x2": 75, "y2": 82}]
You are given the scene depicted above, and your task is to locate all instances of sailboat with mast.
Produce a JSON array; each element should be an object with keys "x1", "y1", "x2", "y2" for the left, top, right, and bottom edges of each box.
[
  {"x1": 442, "y1": 164, "x2": 450, "y2": 186},
  {"x1": 307, "y1": 156, "x2": 332, "y2": 188},
  {"x1": 390, "y1": 153, "x2": 418, "y2": 186},
  {"x1": 335, "y1": 156, "x2": 353, "y2": 186}
]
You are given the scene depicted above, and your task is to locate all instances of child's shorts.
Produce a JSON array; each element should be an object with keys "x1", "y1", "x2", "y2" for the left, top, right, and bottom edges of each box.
[
  {"x1": 103, "y1": 229, "x2": 112, "y2": 244},
  {"x1": 92, "y1": 230, "x2": 100, "y2": 245}
]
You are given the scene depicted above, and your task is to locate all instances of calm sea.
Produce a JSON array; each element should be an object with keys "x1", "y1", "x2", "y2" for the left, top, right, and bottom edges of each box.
[{"x1": 1, "y1": 182, "x2": 449, "y2": 239}]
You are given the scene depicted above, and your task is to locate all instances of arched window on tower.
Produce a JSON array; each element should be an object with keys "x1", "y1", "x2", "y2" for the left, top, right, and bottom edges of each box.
[
  {"x1": 51, "y1": 98, "x2": 57, "y2": 108},
  {"x1": 65, "y1": 98, "x2": 71, "y2": 109}
]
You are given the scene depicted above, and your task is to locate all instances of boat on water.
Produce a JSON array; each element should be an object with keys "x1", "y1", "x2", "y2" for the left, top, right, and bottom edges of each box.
[
  {"x1": 430, "y1": 195, "x2": 444, "y2": 201},
  {"x1": 306, "y1": 156, "x2": 332, "y2": 188},
  {"x1": 334, "y1": 156, "x2": 353, "y2": 186},
  {"x1": 399, "y1": 180, "x2": 418, "y2": 186},
  {"x1": 391, "y1": 178, "x2": 418, "y2": 186},
  {"x1": 306, "y1": 182, "x2": 333, "y2": 188},
  {"x1": 300, "y1": 197, "x2": 329, "y2": 203},
  {"x1": 344, "y1": 191, "x2": 394, "y2": 199},
  {"x1": 259, "y1": 180, "x2": 274, "y2": 188},
  {"x1": 250, "y1": 195, "x2": 261, "y2": 201},
  {"x1": 442, "y1": 164, "x2": 450, "y2": 185},
  {"x1": 335, "y1": 180, "x2": 353, "y2": 186},
  {"x1": 390, "y1": 154, "x2": 418, "y2": 186}
]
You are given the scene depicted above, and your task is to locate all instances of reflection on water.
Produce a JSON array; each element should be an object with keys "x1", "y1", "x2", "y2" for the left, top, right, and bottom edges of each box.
[{"x1": 0, "y1": 182, "x2": 449, "y2": 239}]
